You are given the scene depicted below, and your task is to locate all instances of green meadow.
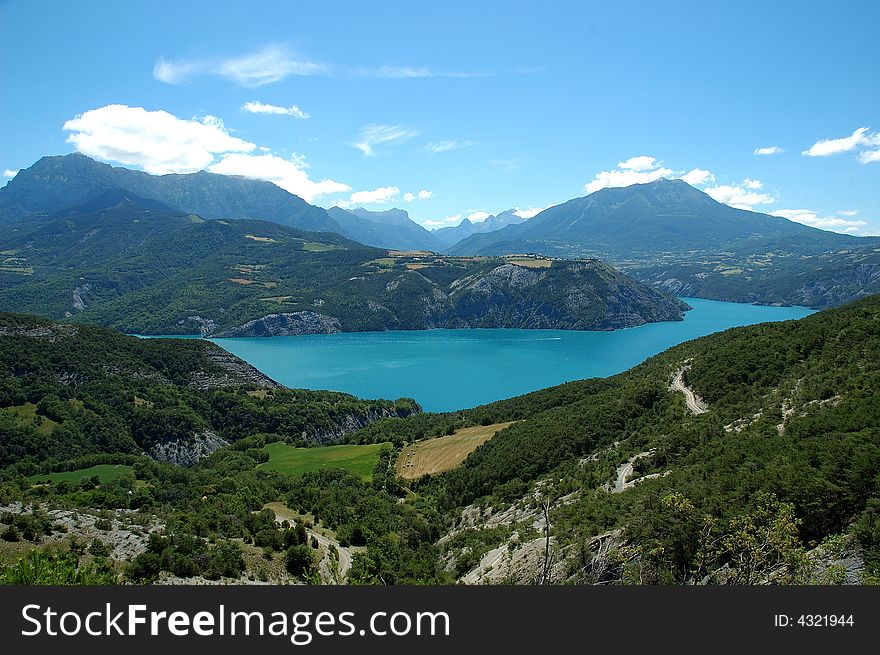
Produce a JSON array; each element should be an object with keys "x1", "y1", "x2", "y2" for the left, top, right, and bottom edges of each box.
[{"x1": 257, "y1": 442, "x2": 388, "y2": 480}]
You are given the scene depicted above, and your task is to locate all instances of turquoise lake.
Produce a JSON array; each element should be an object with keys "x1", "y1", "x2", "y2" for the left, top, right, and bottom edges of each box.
[{"x1": 207, "y1": 298, "x2": 814, "y2": 412}]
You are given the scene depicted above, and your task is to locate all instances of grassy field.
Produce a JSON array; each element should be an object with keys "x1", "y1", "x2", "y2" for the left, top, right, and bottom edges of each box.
[
  {"x1": 257, "y1": 442, "x2": 388, "y2": 479},
  {"x1": 302, "y1": 241, "x2": 341, "y2": 252},
  {"x1": 506, "y1": 257, "x2": 552, "y2": 268},
  {"x1": 28, "y1": 464, "x2": 134, "y2": 485},
  {"x1": 1, "y1": 403, "x2": 58, "y2": 435},
  {"x1": 395, "y1": 422, "x2": 515, "y2": 480}
]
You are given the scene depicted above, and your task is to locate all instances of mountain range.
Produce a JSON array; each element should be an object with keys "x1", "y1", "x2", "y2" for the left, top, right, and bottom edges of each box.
[
  {"x1": 0, "y1": 187, "x2": 685, "y2": 335},
  {"x1": 2, "y1": 153, "x2": 879, "y2": 312},
  {"x1": 432, "y1": 210, "x2": 527, "y2": 246},
  {"x1": 327, "y1": 206, "x2": 445, "y2": 251}
]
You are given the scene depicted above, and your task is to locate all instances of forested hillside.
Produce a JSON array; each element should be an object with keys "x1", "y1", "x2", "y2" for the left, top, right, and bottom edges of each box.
[
  {"x1": 0, "y1": 195, "x2": 686, "y2": 334},
  {"x1": 2, "y1": 297, "x2": 878, "y2": 585},
  {"x1": 0, "y1": 312, "x2": 418, "y2": 472}
]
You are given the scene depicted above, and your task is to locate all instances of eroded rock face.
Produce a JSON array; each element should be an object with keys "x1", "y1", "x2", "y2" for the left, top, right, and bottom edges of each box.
[
  {"x1": 148, "y1": 430, "x2": 230, "y2": 467},
  {"x1": 188, "y1": 350, "x2": 279, "y2": 390},
  {"x1": 308, "y1": 405, "x2": 421, "y2": 445},
  {"x1": 211, "y1": 311, "x2": 341, "y2": 338}
]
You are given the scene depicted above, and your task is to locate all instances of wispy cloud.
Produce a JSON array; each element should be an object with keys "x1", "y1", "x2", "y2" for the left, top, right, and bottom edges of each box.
[
  {"x1": 770, "y1": 208, "x2": 867, "y2": 234},
  {"x1": 423, "y1": 139, "x2": 478, "y2": 154},
  {"x1": 154, "y1": 45, "x2": 326, "y2": 87},
  {"x1": 155, "y1": 45, "x2": 488, "y2": 86},
  {"x1": 802, "y1": 127, "x2": 880, "y2": 162},
  {"x1": 356, "y1": 65, "x2": 490, "y2": 79},
  {"x1": 352, "y1": 124, "x2": 419, "y2": 157},
  {"x1": 754, "y1": 146, "x2": 784, "y2": 155},
  {"x1": 2, "y1": 169, "x2": 18, "y2": 179},
  {"x1": 241, "y1": 101, "x2": 309, "y2": 119},
  {"x1": 489, "y1": 158, "x2": 522, "y2": 173}
]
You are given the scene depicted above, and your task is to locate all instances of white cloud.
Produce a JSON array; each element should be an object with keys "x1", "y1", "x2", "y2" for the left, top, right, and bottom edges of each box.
[
  {"x1": 346, "y1": 186, "x2": 400, "y2": 205},
  {"x1": 61, "y1": 104, "x2": 353, "y2": 203},
  {"x1": 770, "y1": 208, "x2": 868, "y2": 234},
  {"x1": 681, "y1": 168, "x2": 715, "y2": 186},
  {"x1": 354, "y1": 65, "x2": 490, "y2": 79},
  {"x1": 242, "y1": 101, "x2": 309, "y2": 119},
  {"x1": 467, "y1": 211, "x2": 491, "y2": 222},
  {"x1": 585, "y1": 156, "x2": 674, "y2": 193},
  {"x1": 208, "y1": 152, "x2": 350, "y2": 203},
  {"x1": 63, "y1": 104, "x2": 256, "y2": 175},
  {"x1": 154, "y1": 45, "x2": 326, "y2": 87},
  {"x1": 586, "y1": 156, "x2": 780, "y2": 211},
  {"x1": 754, "y1": 146, "x2": 784, "y2": 155},
  {"x1": 353, "y1": 124, "x2": 419, "y2": 156},
  {"x1": 513, "y1": 206, "x2": 548, "y2": 219},
  {"x1": 839, "y1": 209, "x2": 859, "y2": 217},
  {"x1": 2, "y1": 169, "x2": 18, "y2": 178},
  {"x1": 802, "y1": 127, "x2": 880, "y2": 162},
  {"x1": 402, "y1": 189, "x2": 433, "y2": 202},
  {"x1": 423, "y1": 214, "x2": 466, "y2": 229},
  {"x1": 704, "y1": 182, "x2": 775, "y2": 210},
  {"x1": 618, "y1": 155, "x2": 660, "y2": 172},
  {"x1": 423, "y1": 139, "x2": 477, "y2": 154}
]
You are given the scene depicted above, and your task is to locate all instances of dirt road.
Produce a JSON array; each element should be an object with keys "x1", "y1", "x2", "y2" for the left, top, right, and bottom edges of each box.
[
  {"x1": 264, "y1": 501, "x2": 354, "y2": 582},
  {"x1": 671, "y1": 366, "x2": 708, "y2": 415}
]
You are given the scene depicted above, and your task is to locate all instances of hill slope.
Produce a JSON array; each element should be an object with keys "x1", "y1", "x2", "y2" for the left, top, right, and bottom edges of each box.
[
  {"x1": 346, "y1": 293, "x2": 880, "y2": 584},
  {"x1": 0, "y1": 312, "x2": 419, "y2": 470},
  {"x1": 1, "y1": 296, "x2": 877, "y2": 585},
  {"x1": 0, "y1": 194, "x2": 686, "y2": 335}
]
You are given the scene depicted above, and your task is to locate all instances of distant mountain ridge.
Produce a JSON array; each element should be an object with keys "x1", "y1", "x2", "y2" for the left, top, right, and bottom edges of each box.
[
  {"x1": 0, "y1": 153, "x2": 341, "y2": 233},
  {"x1": 450, "y1": 178, "x2": 862, "y2": 259},
  {"x1": 0, "y1": 191, "x2": 687, "y2": 335},
  {"x1": 433, "y1": 209, "x2": 526, "y2": 246},
  {"x1": 327, "y1": 206, "x2": 445, "y2": 251}
]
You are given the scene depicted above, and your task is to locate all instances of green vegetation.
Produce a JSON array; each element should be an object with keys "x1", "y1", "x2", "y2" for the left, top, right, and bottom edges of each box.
[
  {"x1": 1, "y1": 550, "x2": 117, "y2": 585},
  {"x1": 258, "y1": 442, "x2": 388, "y2": 480},
  {"x1": 28, "y1": 464, "x2": 134, "y2": 486},
  {"x1": 1, "y1": 294, "x2": 879, "y2": 585},
  {"x1": 301, "y1": 241, "x2": 342, "y2": 252},
  {"x1": 0, "y1": 185, "x2": 685, "y2": 335},
  {"x1": 0, "y1": 312, "x2": 418, "y2": 474}
]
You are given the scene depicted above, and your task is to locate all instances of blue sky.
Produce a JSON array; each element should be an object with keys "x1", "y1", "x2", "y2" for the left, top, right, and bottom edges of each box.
[{"x1": 1, "y1": 0, "x2": 878, "y2": 233}]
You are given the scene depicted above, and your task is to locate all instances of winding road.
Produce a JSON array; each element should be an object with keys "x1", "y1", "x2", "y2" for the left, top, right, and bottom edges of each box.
[
  {"x1": 265, "y1": 502, "x2": 354, "y2": 582},
  {"x1": 671, "y1": 366, "x2": 709, "y2": 415}
]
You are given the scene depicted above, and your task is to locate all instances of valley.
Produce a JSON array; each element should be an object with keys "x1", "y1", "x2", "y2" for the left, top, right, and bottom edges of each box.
[
  {"x1": 0, "y1": 154, "x2": 878, "y2": 588},
  {"x1": 2, "y1": 294, "x2": 878, "y2": 586}
]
